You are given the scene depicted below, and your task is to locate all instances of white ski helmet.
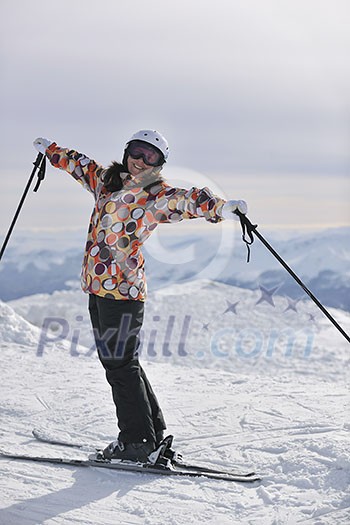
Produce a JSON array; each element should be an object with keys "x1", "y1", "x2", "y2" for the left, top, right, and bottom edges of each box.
[{"x1": 126, "y1": 129, "x2": 169, "y2": 161}]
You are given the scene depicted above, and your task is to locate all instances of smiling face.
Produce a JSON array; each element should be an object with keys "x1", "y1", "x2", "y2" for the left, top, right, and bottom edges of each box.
[{"x1": 126, "y1": 154, "x2": 151, "y2": 178}]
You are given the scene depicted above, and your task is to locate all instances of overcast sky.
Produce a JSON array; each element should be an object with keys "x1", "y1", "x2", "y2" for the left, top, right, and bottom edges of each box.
[{"x1": 0, "y1": 0, "x2": 349, "y2": 233}]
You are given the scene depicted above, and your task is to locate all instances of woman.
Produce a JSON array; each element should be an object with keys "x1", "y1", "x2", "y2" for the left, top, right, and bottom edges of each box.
[{"x1": 33, "y1": 130, "x2": 247, "y2": 463}]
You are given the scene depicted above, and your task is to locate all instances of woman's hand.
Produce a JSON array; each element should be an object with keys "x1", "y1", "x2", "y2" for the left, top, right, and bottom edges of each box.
[
  {"x1": 33, "y1": 137, "x2": 52, "y2": 154},
  {"x1": 221, "y1": 199, "x2": 248, "y2": 220}
]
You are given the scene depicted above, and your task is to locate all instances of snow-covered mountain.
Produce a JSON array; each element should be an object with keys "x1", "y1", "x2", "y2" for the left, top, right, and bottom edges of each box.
[
  {"x1": 0, "y1": 281, "x2": 349, "y2": 524},
  {"x1": 1, "y1": 226, "x2": 350, "y2": 310}
]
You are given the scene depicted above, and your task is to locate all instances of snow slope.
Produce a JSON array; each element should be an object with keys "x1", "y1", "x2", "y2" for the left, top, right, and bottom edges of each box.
[{"x1": 0, "y1": 282, "x2": 349, "y2": 525}]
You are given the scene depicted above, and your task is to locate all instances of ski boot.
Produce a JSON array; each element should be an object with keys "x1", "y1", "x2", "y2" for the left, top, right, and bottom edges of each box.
[{"x1": 102, "y1": 439, "x2": 155, "y2": 463}]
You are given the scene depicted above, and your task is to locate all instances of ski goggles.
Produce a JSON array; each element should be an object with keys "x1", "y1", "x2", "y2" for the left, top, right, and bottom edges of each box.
[{"x1": 126, "y1": 140, "x2": 164, "y2": 167}]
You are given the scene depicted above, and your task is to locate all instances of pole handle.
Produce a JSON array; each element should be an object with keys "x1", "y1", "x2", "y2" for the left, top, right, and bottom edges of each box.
[{"x1": 0, "y1": 153, "x2": 45, "y2": 262}]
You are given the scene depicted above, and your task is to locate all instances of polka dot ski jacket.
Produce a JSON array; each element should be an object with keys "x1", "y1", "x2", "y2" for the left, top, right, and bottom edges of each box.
[{"x1": 46, "y1": 142, "x2": 227, "y2": 301}]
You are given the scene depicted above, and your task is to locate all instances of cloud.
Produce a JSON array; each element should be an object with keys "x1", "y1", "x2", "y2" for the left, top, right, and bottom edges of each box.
[{"x1": 0, "y1": 0, "x2": 349, "y2": 215}]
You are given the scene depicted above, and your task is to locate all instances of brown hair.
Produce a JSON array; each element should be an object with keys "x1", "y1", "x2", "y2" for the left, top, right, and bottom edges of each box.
[{"x1": 103, "y1": 161, "x2": 125, "y2": 192}]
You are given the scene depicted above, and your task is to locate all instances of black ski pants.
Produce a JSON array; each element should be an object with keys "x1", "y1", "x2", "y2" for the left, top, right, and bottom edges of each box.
[{"x1": 88, "y1": 294, "x2": 166, "y2": 445}]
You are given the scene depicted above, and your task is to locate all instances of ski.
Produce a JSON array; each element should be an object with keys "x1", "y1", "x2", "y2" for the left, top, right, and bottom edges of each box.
[
  {"x1": 0, "y1": 451, "x2": 260, "y2": 483},
  {"x1": 32, "y1": 427, "x2": 258, "y2": 479},
  {"x1": 32, "y1": 428, "x2": 93, "y2": 450},
  {"x1": 172, "y1": 458, "x2": 257, "y2": 478}
]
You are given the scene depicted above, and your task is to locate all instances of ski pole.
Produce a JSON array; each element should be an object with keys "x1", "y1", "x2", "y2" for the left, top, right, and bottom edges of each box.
[
  {"x1": 234, "y1": 210, "x2": 350, "y2": 344},
  {"x1": 0, "y1": 152, "x2": 46, "y2": 262}
]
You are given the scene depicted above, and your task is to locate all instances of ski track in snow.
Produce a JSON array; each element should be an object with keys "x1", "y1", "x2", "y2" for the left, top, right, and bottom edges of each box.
[{"x1": 0, "y1": 281, "x2": 349, "y2": 525}]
